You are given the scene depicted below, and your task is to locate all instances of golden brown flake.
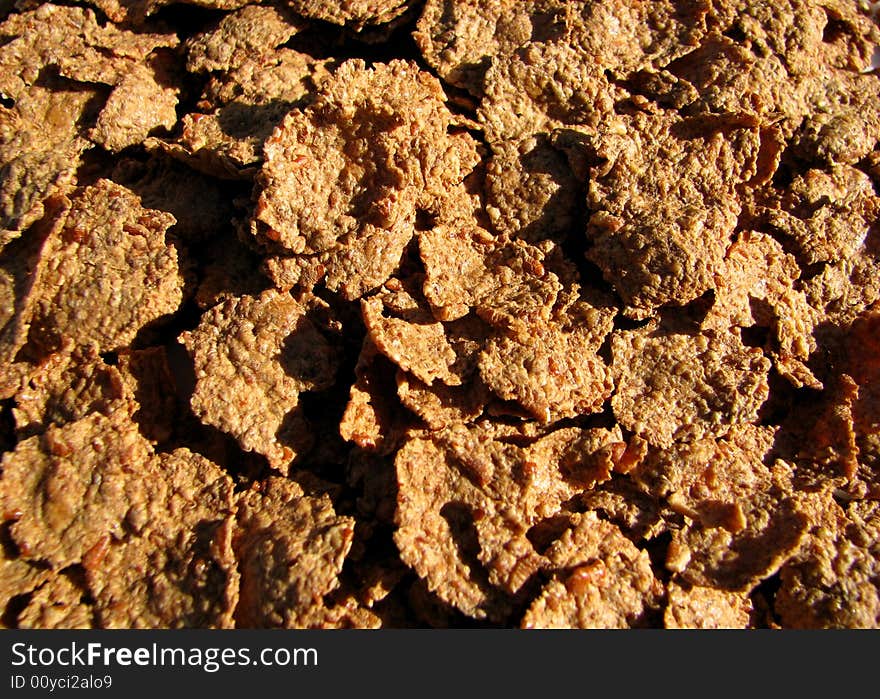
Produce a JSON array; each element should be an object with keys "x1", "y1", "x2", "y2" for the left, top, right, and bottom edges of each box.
[
  {"x1": 340, "y1": 339, "x2": 405, "y2": 454},
  {"x1": 185, "y1": 6, "x2": 304, "y2": 74},
  {"x1": 396, "y1": 371, "x2": 489, "y2": 430},
  {"x1": 81, "y1": 0, "x2": 252, "y2": 25},
  {"x1": 414, "y1": 0, "x2": 540, "y2": 94},
  {"x1": 0, "y1": 198, "x2": 66, "y2": 395},
  {"x1": 632, "y1": 425, "x2": 777, "y2": 533},
  {"x1": 478, "y1": 40, "x2": 617, "y2": 145},
  {"x1": 234, "y1": 477, "x2": 356, "y2": 628},
  {"x1": 29, "y1": 179, "x2": 182, "y2": 353},
  {"x1": 91, "y1": 64, "x2": 178, "y2": 153},
  {"x1": 11, "y1": 340, "x2": 128, "y2": 438},
  {"x1": 0, "y1": 84, "x2": 93, "y2": 247},
  {"x1": 0, "y1": 410, "x2": 237, "y2": 631},
  {"x1": 483, "y1": 137, "x2": 581, "y2": 242},
  {"x1": 288, "y1": 0, "x2": 412, "y2": 29},
  {"x1": 182, "y1": 290, "x2": 338, "y2": 473},
  {"x1": 84, "y1": 448, "x2": 238, "y2": 629},
  {"x1": 586, "y1": 112, "x2": 767, "y2": 318},
  {"x1": 17, "y1": 576, "x2": 94, "y2": 629},
  {"x1": 521, "y1": 512, "x2": 662, "y2": 629},
  {"x1": 394, "y1": 423, "x2": 625, "y2": 620},
  {"x1": 776, "y1": 498, "x2": 880, "y2": 628},
  {"x1": 478, "y1": 300, "x2": 614, "y2": 423},
  {"x1": 664, "y1": 455, "x2": 811, "y2": 592},
  {"x1": 611, "y1": 326, "x2": 771, "y2": 448},
  {"x1": 253, "y1": 59, "x2": 478, "y2": 254},
  {"x1": 664, "y1": 582, "x2": 752, "y2": 629},
  {"x1": 362, "y1": 287, "x2": 462, "y2": 387},
  {"x1": 418, "y1": 226, "x2": 562, "y2": 332},
  {"x1": 708, "y1": 231, "x2": 820, "y2": 388},
  {"x1": 0, "y1": 412, "x2": 155, "y2": 569},
  {"x1": 762, "y1": 166, "x2": 880, "y2": 266},
  {"x1": 156, "y1": 49, "x2": 328, "y2": 179}
]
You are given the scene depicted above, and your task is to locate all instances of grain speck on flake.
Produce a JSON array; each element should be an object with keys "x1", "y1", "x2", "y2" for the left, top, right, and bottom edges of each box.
[{"x1": 521, "y1": 512, "x2": 663, "y2": 629}]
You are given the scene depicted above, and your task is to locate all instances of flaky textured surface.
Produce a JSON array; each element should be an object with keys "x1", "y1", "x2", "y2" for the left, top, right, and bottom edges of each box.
[
  {"x1": 30, "y1": 180, "x2": 183, "y2": 353},
  {"x1": 2, "y1": 0, "x2": 879, "y2": 630},
  {"x1": 181, "y1": 290, "x2": 337, "y2": 473},
  {"x1": 234, "y1": 477, "x2": 357, "y2": 628},
  {"x1": 611, "y1": 327, "x2": 771, "y2": 448}
]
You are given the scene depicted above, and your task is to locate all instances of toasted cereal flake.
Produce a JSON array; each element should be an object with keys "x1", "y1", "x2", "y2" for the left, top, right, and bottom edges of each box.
[
  {"x1": 0, "y1": 555, "x2": 51, "y2": 619},
  {"x1": 568, "y1": 0, "x2": 711, "y2": 74},
  {"x1": 611, "y1": 327, "x2": 771, "y2": 448},
  {"x1": 631, "y1": 425, "x2": 777, "y2": 533},
  {"x1": 708, "y1": 0, "x2": 832, "y2": 75},
  {"x1": 478, "y1": 40, "x2": 617, "y2": 145},
  {"x1": 0, "y1": 86, "x2": 93, "y2": 244},
  {"x1": 415, "y1": 1, "x2": 710, "y2": 95},
  {"x1": 319, "y1": 221, "x2": 415, "y2": 300},
  {"x1": 521, "y1": 512, "x2": 662, "y2": 629},
  {"x1": 394, "y1": 430, "x2": 520, "y2": 620},
  {"x1": 0, "y1": 5, "x2": 177, "y2": 98},
  {"x1": 394, "y1": 423, "x2": 624, "y2": 619},
  {"x1": 0, "y1": 412, "x2": 155, "y2": 569},
  {"x1": 585, "y1": 112, "x2": 765, "y2": 317},
  {"x1": 664, "y1": 582, "x2": 752, "y2": 629},
  {"x1": 12, "y1": 341, "x2": 128, "y2": 438},
  {"x1": 181, "y1": 290, "x2": 337, "y2": 473},
  {"x1": 795, "y1": 69, "x2": 880, "y2": 166},
  {"x1": 253, "y1": 59, "x2": 478, "y2": 254},
  {"x1": 0, "y1": 199, "x2": 66, "y2": 392},
  {"x1": 156, "y1": 49, "x2": 328, "y2": 179},
  {"x1": 707, "y1": 231, "x2": 819, "y2": 388},
  {"x1": 478, "y1": 300, "x2": 614, "y2": 423},
  {"x1": 667, "y1": 460, "x2": 811, "y2": 592},
  {"x1": 234, "y1": 477, "x2": 356, "y2": 628},
  {"x1": 85, "y1": 448, "x2": 238, "y2": 629},
  {"x1": 804, "y1": 250, "x2": 880, "y2": 328},
  {"x1": 18, "y1": 576, "x2": 93, "y2": 629},
  {"x1": 415, "y1": 0, "x2": 537, "y2": 92},
  {"x1": 576, "y1": 476, "x2": 667, "y2": 543},
  {"x1": 484, "y1": 137, "x2": 581, "y2": 242},
  {"x1": 287, "y1": 0, "x2": 412, "y2": 28},
  {"x1": 763, "y1": 166, "x2": 880, "y2": 265},
  {"x1": 661, "y1": 35, "x2": 808, "y2": 130},
  {"x1": 657, "y1": 2, "x2": 880, "y2": 157},
  {"x1": 841, "y1": 310, "x2": 880, "y2": 484},
  {"x1": 185, "y1": 6, "x2": 303, "y2": 74},
  {"x1": 418, "y1": 227, "x2": 562, "y2": 331},
  {"x1": 362, "y1": 289, "x2": 462, "y2": 386},
  {"x1": 162, "y1": 104, "x2": 294, "y2": 179},
  {"x1": 776, "y1": 373, "x2": 860, "y2": 488},
  {"x1": 30, "y1": 180, "x2": 182, "y2": 353},
  {"x1": 204, "y1": 49, "x2": 329, "y2": 107},
  {"x1": 340, "y1": 340, "x2": 404, "y2": 454},
  {"x1": 417, "y1": 225, "x2": 497, "y2": 322},
  {"x1": 776, "y1": 498, "x2": 880, "y2": 628},
  {"x1": 91, "y1": 64, "x2": 178, "y2": 153},
  {"x1": 396, "y1": 371, "x2": 489, "y2": 430},
  {"x1": 1, "y1": 410, "x2": 238, "y2": 628}
]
